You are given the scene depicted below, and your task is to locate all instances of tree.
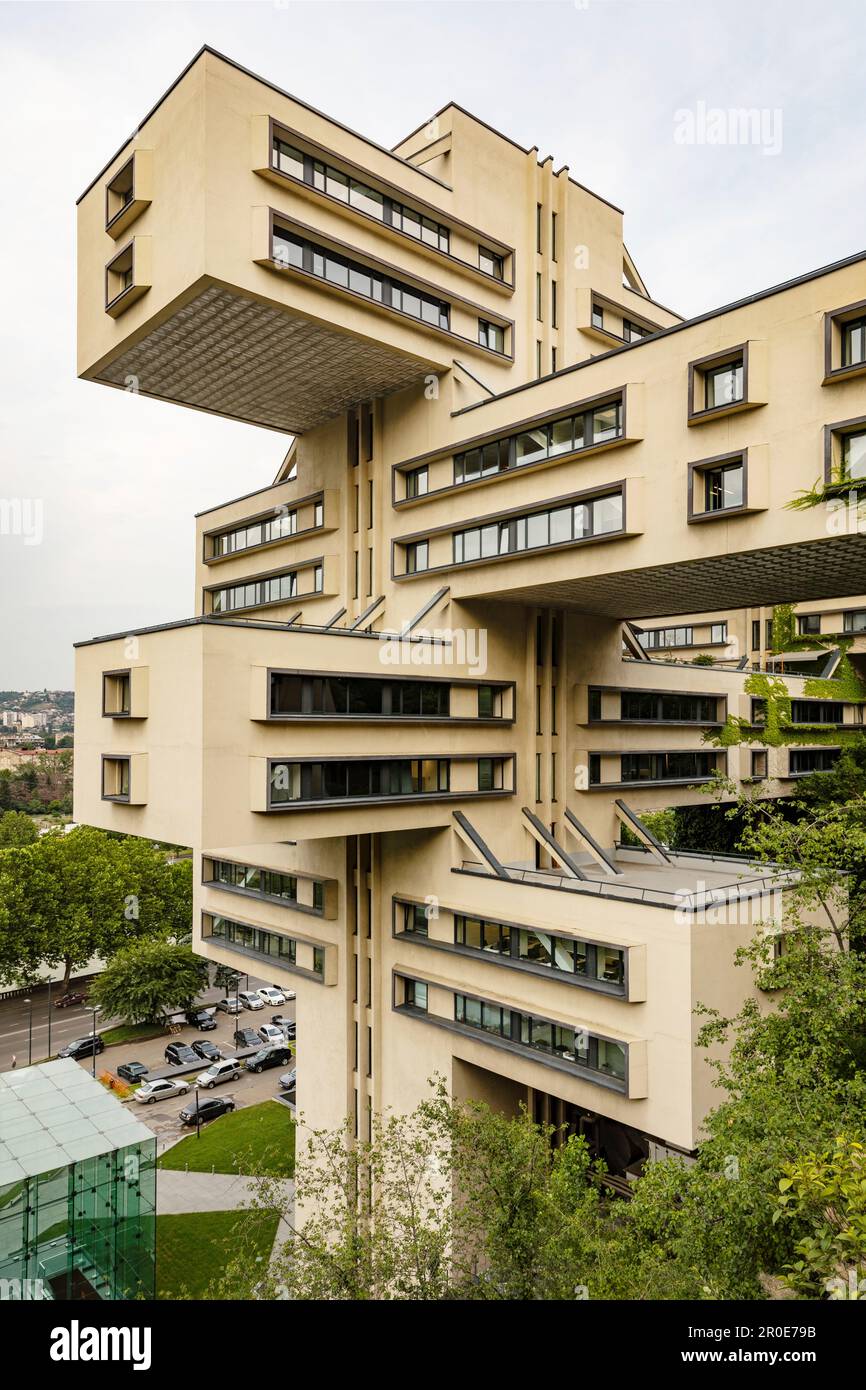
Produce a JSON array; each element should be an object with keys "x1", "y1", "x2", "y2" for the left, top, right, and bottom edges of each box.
[
  {"x1": 89, "y1": 940, "x2": 207, "y2": 1024},
  {"x1": 0, "y1": 826, "x2": 192, "y2": 990},
  {"x1": 774, "y1": 1135, "x2": 866, "y2": 1298},
  {"x1": 0, "y1": 810, "x2": 38, "y2": 847}
]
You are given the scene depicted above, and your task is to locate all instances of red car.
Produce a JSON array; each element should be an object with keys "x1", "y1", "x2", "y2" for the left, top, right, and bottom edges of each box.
[{"x1": 54, "y1": 991, "x2": 87, "y2": 1008}]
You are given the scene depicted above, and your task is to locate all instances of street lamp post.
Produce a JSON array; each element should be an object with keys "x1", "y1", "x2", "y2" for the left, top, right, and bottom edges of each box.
[
  {"x1": 23, "y1": 999, "x2": 32, "y2": 1067},
  {"x1": 47, "y1": 979, "x2": 52, "y2": 1058},
  {"x1": 89, "y1": 1007, "x2": 100, "y2": 1078}
]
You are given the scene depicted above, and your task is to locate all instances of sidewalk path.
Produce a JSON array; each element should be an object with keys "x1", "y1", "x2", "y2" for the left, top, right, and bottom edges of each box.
[{"x1": 156, "y1": 1168, "x2": 295, "y2": 1215}]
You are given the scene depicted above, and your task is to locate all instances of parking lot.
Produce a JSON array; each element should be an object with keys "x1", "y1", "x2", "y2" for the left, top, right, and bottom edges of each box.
[{"x1": 73, "y1": 975, "x2": 297, "y2": 1151}]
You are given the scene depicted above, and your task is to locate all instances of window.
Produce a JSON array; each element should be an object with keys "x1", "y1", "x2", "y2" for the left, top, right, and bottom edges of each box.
[
  {"x1": 639, "y1": 626, "x2": 694, "y2": 650},
  {"x1": 844, "y1": 610, "x2": 866, "y2": 632},
  {"x1": 452, "y1": 491, "x2": 623, "y2": 566},
  {"x1": 209, "y1": 503, "x2": 318, "y2": 558},
  {"x1": 704, "y1": 460, "x2": 744, "y2": 512},
  {"x1": 208, "y1": 858, "x2": 328, "y2": 915},
  {"x1": 403, "y1": 979, "x2": 428, "y2": 1011},
  {"x1": 588, "y1": 688, "x2": 602, "y2": 721},
  {"x1": 790, "y1": 700, "x2": 842, "y2": 724},
  {"x1": 206, "y1": 914, "x2": 300, "y2": 970},
  {"x1": 536, "y1": 203, "x2": 542, "y2": 253},
  {"x1": 551, "y1": 347, "x2": 557, "y2": 373},
  {"x1": 551, "y1": 281, "x2": 557, "y2": 329},
  {"x1": 620, "y1": 751, "x2": 718, "y2": 783},
  {"x1": 589, "y1": 753, "x2": 601, "y2": 786},
  {"x1": 105, "y1": 158, "x2": 136, "y2": 227},
  {"x1": 536, "y1": 273, "x2": 543, "y2": 321},
  {"x1": 208, "y1": 565, "x2": 319, "y2": 614},
  {"x1": 752, "y1": 619, "x2": 761, "y2": 650},
  {"x1": 710, "y1": 623, "x2": 727, "y2": 643},
  {"x1": 591, "y1": 304, "x2": 604, "y2": 330},
  {"x1": 453, "y1": 396, "x2": 623, "y2": 485},
  {"x1": 103, "y1": 671, "x2": 131, "y2": 717},
  {"x1": 404, "y1": 466, "x2": 428, "y2": 500},
  {"x1": 551, "y1": 212, "x2": 557, "y2": 262},
  {"x1": 478, "y1": 319, "x2": 505, "y2": 353},
  {"x1": 704, "y1": 358, "x2": 744, "y2": 409},
  {"x1": 270, "y1": 673, "x2": 450, "y2": 719},
  {"x1": 479, "y1": 246, "x2": 504, "y2": 280},
  {"x1": 536, "y1": 341, "x2": 542, "y2": 378},
  {"x1": 841, "y1": 430, "x2": 866, "y2": 480},
  {"x1": 452, "y1": 993, "x2": 627, "y2": 1087},
  {"x1": 405, "y1": 541, "x2": 428, "y2": 574},
  {"x1": 477, "y1": 685, "x2": 502, "y2": 719},
  {"x1": 399, "y1": 902, "x2": 430, "y2": 937},
  {"x1": 101, "y1": 757, "x2": 130, "y2": 801},
  {"x1": 477, "y1": 757, "x2": 503, "y2": 792},
  {"x1": 273, "y1": 226, "x2": 450, "y2": 331},
  {"x1": 453, "y1": 915, "x2": 626, "y2": 991},
  {"x1": 765, "y1": 618, "x2": 774, "y2": 648},
  {"x1": 268, "y1": 757, "x2": 466, "y2": 805},
  {"x1": 751, "y1": 749, "x2": 768, "y2": 780},
  {"x1": 105, "y1": 242, "x2": 135, "y2": 308},
  {"x1": 798, "y1": 614, "x2": 821, "y2": 635},
  {"x1": 272, "y1": 138, "x2": 450, "y2": 253},
  {"x1": 789, "y1": 748, "x2": 840, "y2": 775},
  {"x1": 623, "y1": 318, "x2": 650, "y2": 342},
  {"x1": 619, "y1": 692, "x2": 719, "y2": 723},
  {"x1": 842, "y1": 316, "x2": 866, "y2": 368}
]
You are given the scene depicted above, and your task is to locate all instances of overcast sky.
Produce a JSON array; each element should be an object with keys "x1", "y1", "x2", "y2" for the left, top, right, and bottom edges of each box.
[{"x1": 0, "y1": 0, "x2": 863, "y2": 689}]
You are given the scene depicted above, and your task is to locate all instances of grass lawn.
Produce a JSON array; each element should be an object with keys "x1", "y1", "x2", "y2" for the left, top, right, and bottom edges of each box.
[
  {"x1": 158, "y1": 1100, "x2": 296, "y2": 1178},
  {"x1": 156, "y1": 1210, "x2": 280, "y2": 1300},
  {"x1": 101, "y1": 1022, "x2": 166, "y2": 1046}
]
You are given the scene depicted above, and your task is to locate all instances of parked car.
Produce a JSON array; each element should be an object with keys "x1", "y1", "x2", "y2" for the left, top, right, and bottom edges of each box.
[
  {"x1": 178, "y1": 1095, "x2": 236, "y2": 1127},
  {"x1": 272, "y1": 1014, "x2": 296, "y2": 1035},
  {"x1": 256, "y1": 986, "x2": 285, "y2": 1006},
  {"x1": 58, "y1": 1035, "x2": 104, "y2": 1059},
  {"x1": 278, "y1": 1070, "x2": 296, "y2": 1094},
  {"x1": 191, "y1": 1039, "x2": 221, "y2": 1063},
  {"x1": 196, "y1": 1058, "x2": 241, "y2": 1089},
  {"x1": 186, "y1": 1008, "x2": 217, "y2": 1031},
  {"x1": 237, "y1": 991, "x2": 264, "y2": 1011},
  {"x1": 164, "y1": 1043, "x2": 199, "y2": 1067},
  {"x1": 258, "y1": 1024, "x2": 285, "y2": 1046},
  {"x1": 134, "y1": 1077, "x2": 191, "y2": 1104},
  {"x1": 246, "y1": 1046, "x2": 293, "y2": 1074},
  {"x1": 233, "y1": 1028, "x2": 262, "y2": 1049},
  {"x1": 53, "y1": 990, "x2": 87, "y2": 1009},
  {"x1": 216, "y1": 997, "x2": 242, "y2": 1015},
  {"x1": 116, "y1": 1061, "x2": 149, "y2": 1083}
]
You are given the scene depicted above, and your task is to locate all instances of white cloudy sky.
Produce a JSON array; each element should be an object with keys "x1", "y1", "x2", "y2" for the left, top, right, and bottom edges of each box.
[{"x1": 0, "y1": 0, "x2": 864, "y2": 688}]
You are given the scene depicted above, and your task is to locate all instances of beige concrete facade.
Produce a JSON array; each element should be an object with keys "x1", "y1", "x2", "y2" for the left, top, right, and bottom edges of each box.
[{"x1": 74, "y1": 47, "x2": 866, "y2": 1169}]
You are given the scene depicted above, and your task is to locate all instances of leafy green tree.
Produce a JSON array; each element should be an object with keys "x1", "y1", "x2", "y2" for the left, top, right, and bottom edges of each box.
[
  {"x1": 774, "y1": 1135, "x2": 866, "y2": 1298},
  {"x1": 0, "y1": 810, "x2": 38, "y2": 847},
  {"x1": 0, "y1": 826, "x2": 192, "y2": 990},
  {"x1": 89, "y1": 940, "x2": 207, "y2": 1024}
]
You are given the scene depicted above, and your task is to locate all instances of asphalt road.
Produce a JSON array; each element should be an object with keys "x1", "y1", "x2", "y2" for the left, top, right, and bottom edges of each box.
[{"x1": 0, "y1": 967, "x2": 272, "y2": 1071}]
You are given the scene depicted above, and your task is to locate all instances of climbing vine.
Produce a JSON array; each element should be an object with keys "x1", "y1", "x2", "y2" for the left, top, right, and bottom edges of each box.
[{"x1": 708, "y1": 666, "x2": 866, "y2": 750}]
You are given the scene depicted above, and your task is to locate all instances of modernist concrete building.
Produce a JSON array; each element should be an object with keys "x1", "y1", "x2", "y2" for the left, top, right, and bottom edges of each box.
[{"x1": 74, "y1": 47, "x2": 866, "y2": 1176}]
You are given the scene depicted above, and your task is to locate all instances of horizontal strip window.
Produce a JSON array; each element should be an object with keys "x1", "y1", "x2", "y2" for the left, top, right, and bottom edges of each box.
[
  {"x1": 209, "y1": 502, "x2": 322, "y2": 559},
  {"x1": 639, "y1": 626, "x2": 694, "y2": 649},
  {"x1": 273, "y1": 226, "x2": 451, "y2": 332},
  {"x1": 453, "y1": 993, "x2": 626, "y2": 1088},
  {"x1": 616, "y1": 691, "x2": 720, "y2": 723},
  {"x1": 478, "y1": 319, "x2": 505, "y2": 353},
  {"x1": 797, "y1": 614, "x2": 822, "y2": 635},
  {"x1": 844, "y1": 609, "x2": 866, "y2": 632},
  {"x1": 479, "y1": 246, "x2": 505, "y2": 280},
  {"x1": 269, "y1": 757, "x2": 451, "y2": 805},
  {"x1": 623, "y1": 317, "x2": 651, "y2": 342},
  {"x1": 789, "y1": 748, "x2": 841, "y2": 775},
  {"x1": 274, "y1": 137, "x2": 450, "y2": 252},
  {"x1": 209, "y1": 564, "x2": 323, "y2": 614},
  {"x1": 205, "y1": 913, "x2": 324, "y2": 979},
  {"x1": 455, "y1": 398, "x2": 622, "y2": 485},
  {"x1": 790, "y1": 699, "x2": 844, "y2": 724},
  {"x1": 453, "y1": 492, "x2": 623, "y2": 564},
  {"x1": 206, "y1": 858, "x2": 324, "y2": 914},
  {"x1": 611, "y1": 751, "x2": 720, "y2": 785},
  {"x1": 270, "y1": 672, "x2": 451, "y2": 719},
  {"x1": 395, "y1": 902, "x2": 626, "y2": 996}
]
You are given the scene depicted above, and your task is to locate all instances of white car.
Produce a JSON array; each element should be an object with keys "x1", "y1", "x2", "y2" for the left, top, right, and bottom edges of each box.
[
  {"x1": 237, "y1": 990, "x2": 264, "y2": 1010},
  {"x1": 134, "y1": 1077, "x2": 190, "y2": 1104},
  {"x1": 195, "y1": 1058, "x2": 242, "y2": 1089},
  {"x1": 258, "y1": 1023, "x2": 285, "y2": 1045},
  {"x1": 257, "y1": 986, "x2": 285, "y2": 1006}
]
